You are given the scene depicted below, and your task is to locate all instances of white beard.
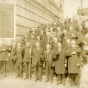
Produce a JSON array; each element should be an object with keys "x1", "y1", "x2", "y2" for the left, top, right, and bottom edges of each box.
[{"x1": 79, "y1": 64, "x2": 88, "y2": 88}]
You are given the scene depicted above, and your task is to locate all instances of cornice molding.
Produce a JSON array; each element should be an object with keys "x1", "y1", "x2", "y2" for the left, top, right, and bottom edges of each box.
[{"x1": 25, "y1": 0, "x2": 60, "y2": 18}]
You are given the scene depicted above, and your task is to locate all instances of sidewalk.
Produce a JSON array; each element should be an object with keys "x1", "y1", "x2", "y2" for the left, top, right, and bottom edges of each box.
[{"x1": 0, "y1": 74, "x2": 78, "y2": 88}]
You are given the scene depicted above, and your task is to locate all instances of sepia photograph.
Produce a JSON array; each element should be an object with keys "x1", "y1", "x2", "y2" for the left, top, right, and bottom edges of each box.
[{"x1": 0, "y1": 0, "x2": 88, "y2": 88}]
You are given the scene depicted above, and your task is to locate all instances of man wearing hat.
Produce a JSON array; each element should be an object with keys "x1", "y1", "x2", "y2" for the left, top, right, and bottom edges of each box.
[{"x1": 54, "y1": 43, "x2": 67, "y2": 85}]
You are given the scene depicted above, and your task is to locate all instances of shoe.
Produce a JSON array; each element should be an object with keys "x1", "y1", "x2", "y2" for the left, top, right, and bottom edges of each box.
[
  {"x1": 50, "y1": 80, "x2": 53, "y2": 83},
  {"x1": 75, "y1": 82, "x2": 79, "y2": 87},
  {"x1": 24, "y1": 77, "x2": 27, "y2": 80},
  {"x1": 34, "y1": 78, "x2": 38, "y2": 82},
  {"x1": 39, "y1": 79, "x2": 42, "y2": 82},
  {"x1": 62, "y1": 81, "x2": 65, "y2": 86},
  {"x1": 20, "y1": 76, "x2": 23, "y2": 79},
  {"x1": 70, "y1": 81, "x2": 75, "y2": 86},
  {"x1": 4, "y1": 73, "x2": 6, "y2": 77},
  {"x1": 45, "y1": 79, "x2": 49, "y2": 82},
  {"x1": 16, "y1": 75, "x2": 20, "y2": 78},
  {"x1": 56, "y1": 81, "x2": 61, "y2": 85}
]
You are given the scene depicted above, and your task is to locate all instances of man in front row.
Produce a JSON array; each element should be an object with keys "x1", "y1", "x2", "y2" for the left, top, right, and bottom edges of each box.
[
  {"x1": 54, "y1": 43, "x2": 67, "y2": 85},
  {"x1": 44, "y1": 44, "x2": 54, "y2": 83},
  {"x1": 32, "y1": 42, "x2": 43, "y2": 81},
  {"x1": 23, "y1": 42, "x2": 31, "y2": 79}
]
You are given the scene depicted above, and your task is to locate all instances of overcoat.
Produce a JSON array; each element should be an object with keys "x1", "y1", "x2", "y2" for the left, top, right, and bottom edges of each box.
[
  {"x1": 66, "y1": 47, "x2": 81, "y2": 73},
  {"x1": 54, "y1": 48, "x2": 67, "y2": 74}
]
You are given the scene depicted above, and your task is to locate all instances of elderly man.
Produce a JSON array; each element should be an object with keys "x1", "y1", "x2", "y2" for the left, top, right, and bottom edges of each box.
[
  {"x1": 32, "y1": 42, "x2": 43, "y2": 81},
  {"x1": 54, "y1": 43, "x2": 67, "y2": 85},
  {"x1": 16, "y1": 43, "x2": 24, "y2": 78},
  {"x1": 23, "y1": 42, "x2": 31, "y2": 79},
  {"x1": 66, "y1": 40, "x2": 81, "y2": 86},
  {"x1": 44, "y1": 44, "x2": 54, "y2": 83}
]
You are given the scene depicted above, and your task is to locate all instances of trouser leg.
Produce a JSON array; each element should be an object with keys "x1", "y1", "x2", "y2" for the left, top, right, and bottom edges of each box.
[
  {"x1": 62, "y1": 74, "x2": 66, "y2": 85},
  {"x1": 70, "y1": 73, "x2": 75, "y2": 85},
  {"x1": 3, "y1": 61, "x2": 6, "y2": 76},
  {"x1": 19, "y1": 63, "x2": 23, "y2": 77},
  {"x1": 50, "y1": 67, "x2": 54, "y2": 82},
  {"x1": 56, "y1": 74, "x2": 62, "y2": 85},
  {"x1": 74, "y1": 73, "x2": 79, "y2": 86},
  {"x1": 27, "y1": 62, "x2": 30, "y2": 78},
  {"x1": 45, "y1": 62, "x2": 49, "y2": 81},
  {"x1": 24, "y1": 62, "x2": 27, "y2": 78},
  {"x1": 11, "y1": 59, "x2": 14, "y2": 73},
  {"x1": 58, "y1": 74, "x2": 61, "y2": 82},
  {"x1": 34, "y1": 64, "x2": 38, "y2": 80},
  {"x1": 16, "y1": 61, "x2": 20, "y2": 77},
  {"x1": 28, "y1": 62, "x2": 31, "y2": 79},
  {"x1": 38, "y1": 66, "x2": 42, "y2": 81}
]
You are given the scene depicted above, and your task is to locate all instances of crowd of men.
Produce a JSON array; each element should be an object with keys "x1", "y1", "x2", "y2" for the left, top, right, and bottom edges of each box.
[
  {"x1": 0, "y1": 17, "x2": 88, "y2": 87},
  {"x1": 77, "y1": 7, "x2": 88, "y2": 16}
]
